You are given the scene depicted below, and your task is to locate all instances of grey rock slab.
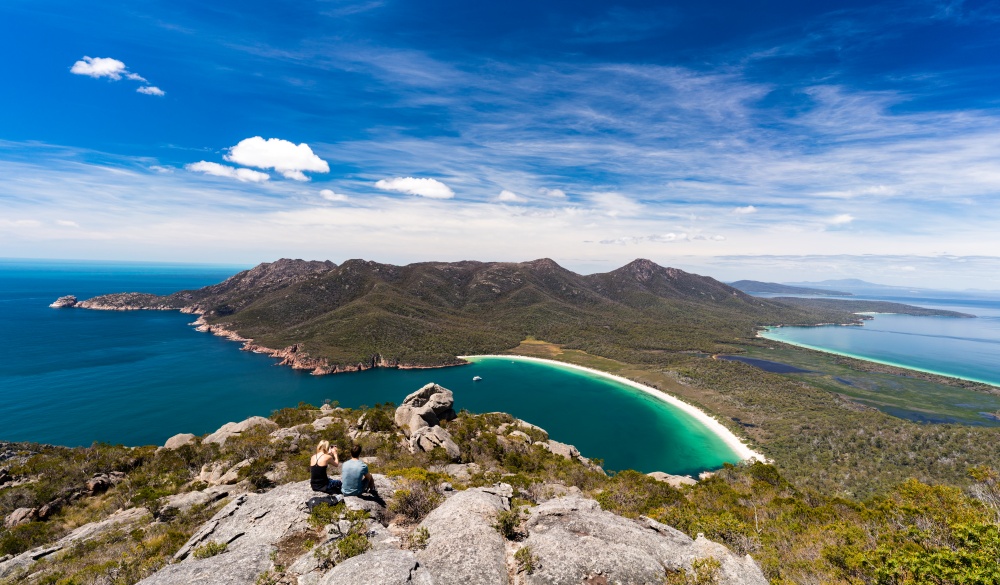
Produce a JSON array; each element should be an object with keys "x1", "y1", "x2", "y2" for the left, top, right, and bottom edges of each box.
[
  {"x1": 138, "y1": 481, "x2": 317, "y2": 585},
  {"x1": 522, "y1": 495, "x2": 767, "y2": 585},
  {"x1": 312, "y1": 416, "x2": 337, "y2": 431},
  {"x1": 544, "y1": 440, "x2": 580, "y2": 460},
  {"x1": 0, "y1": 507, "x2": 149, "y2": 579},
  {"x1": 163, "y1": 433, "x2": 197, "y2": 450},
  {"x1": 317, "y1": 549, "x2": 434, "y2": 585},
  {"x1": 416, "y1": 487, "x2": 510, "y2": 585},
  {"x1": 202, "y1": 416, "x2": 278, "y2": 446}
]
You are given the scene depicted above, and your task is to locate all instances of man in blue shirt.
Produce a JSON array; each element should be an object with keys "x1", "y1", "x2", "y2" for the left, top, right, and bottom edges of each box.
[{"x1": 341, "y1": 444, "x2": 377, "y2": 497}]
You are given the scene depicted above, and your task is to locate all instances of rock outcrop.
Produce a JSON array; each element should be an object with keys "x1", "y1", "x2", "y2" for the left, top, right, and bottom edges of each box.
[
  {"x1": 317, "y1": 549, "x2": 433, "y2": 585},
  {"x1": 647, "y1": 471, "x2": 698, "y2": 487},
  {"x1": 202, "y1": 416, "x2": 278, "y2": 446},
  {"x1": 394, "y1": 383, "x2": 457, "y2": 436},
  {"x1": 394, "y1": 383, "x2": 461, "y2": 460},
  {"x1": 48, "y1": 295, "x2": 77, "y2": 308},
  {"x1": 522, "y1": 495, "x2": 767, "y2": 585},
  {"x1": 0, "y1": 508, "x2": 150, "y2": 579}
]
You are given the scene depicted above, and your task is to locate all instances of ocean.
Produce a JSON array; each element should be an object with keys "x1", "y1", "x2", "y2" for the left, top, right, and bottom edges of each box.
[
  {"x1": 0, "y1": 259, "x2": 737, "y2": 476},
  {"x1": 756, "y1": 293, "x2": 1000, "y2": 387}
]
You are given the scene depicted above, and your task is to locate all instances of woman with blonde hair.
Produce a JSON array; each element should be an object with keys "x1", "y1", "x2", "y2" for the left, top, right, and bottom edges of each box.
[{"x1": 310, "y1": 440, "x2": 342, "y2": 494}]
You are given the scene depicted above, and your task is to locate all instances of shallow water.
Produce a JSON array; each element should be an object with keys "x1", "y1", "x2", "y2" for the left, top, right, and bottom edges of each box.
[{"x1": 0, "y1": 259, "x2": 738, "y2": 475}]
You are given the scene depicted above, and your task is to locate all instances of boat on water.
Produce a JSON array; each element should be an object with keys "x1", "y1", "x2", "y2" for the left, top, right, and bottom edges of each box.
[{"x1": 473, "y1": 376, "x2": 482, "y2": 381}]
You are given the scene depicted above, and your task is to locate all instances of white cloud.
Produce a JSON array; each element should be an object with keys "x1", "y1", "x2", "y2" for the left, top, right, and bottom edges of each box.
[
  {"x1": 589, "y1": 192, "x2": 642, "y2": 216},
  {"x1": 539, "y1": 187, "x2": 567, "y2": 198},
  {"x1": 375, "y1": 177, "x2": 454, "y2": 199},
  {"x1": 56, "y1": 220, "x2": 80, "y2": 228},
  {"x1": 733, "y1": 205, "x2": 757, "y2": 214},
  {"x1": 497, "y1": 189, "x2": 525, "y2": 202},
  {"x1": 828, "y1": 213, "x2": 855, "y2": 225},
  {"x1": 225, "y1": 137, "x2": 329, "y2": 181},
  {"x1": 185, "y1": 161, "x2": 270, "y2": 183},
  {"x1": 320, "y1": 189, "x2": 348, "y2": 202},
  {"x1": 70, "y1": 56, "x2": 163, "y2": 94},
  {"x1": 70, "y1": 57, "x2": 129, "y2": 79}
]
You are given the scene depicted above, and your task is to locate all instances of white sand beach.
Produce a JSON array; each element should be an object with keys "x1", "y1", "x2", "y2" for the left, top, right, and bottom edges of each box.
[{"x1": 461, "y1": 354, "x2": 768, "y2": 463}]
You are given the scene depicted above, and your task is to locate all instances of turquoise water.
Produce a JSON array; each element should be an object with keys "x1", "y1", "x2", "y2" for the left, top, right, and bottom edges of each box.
[
  {"x1": 0, "y1": 259, "x2": 738, "y2": 475},
  {"x1": 758, "y1": 295, "x2": 1000, "y2": 387}
]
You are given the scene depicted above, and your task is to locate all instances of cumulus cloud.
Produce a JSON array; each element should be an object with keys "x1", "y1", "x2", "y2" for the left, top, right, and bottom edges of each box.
[
  {"x1": 71, "y1": 57, "x2": 131, "y2": 79},
  {"x1": 497, "y1": 189, "x2": 525, "y2": 202},
  {"x1": 539, "y1": 187, "x2": 567, "y2": 198},
  {"x1": 828, "y1": 213, "x2": 855, "y2": 225},
  {"x1": 733, "y1": 205, "x2": 757, "y2": 214},
  {"x1": 70, "y1": 56, "x2": 164, "y2": 95},
  {"x1": 320, "y1": 189, "x2": 348, "y2": 202},
  {"x1": 225, "y1": 137, "x2": 329, "y2": 181},
  {"x1": 185, "y1": 161, "x2": 270, "y2": 183},
  {"x1": 375, "y1": 177, "x2": 454, "y2": 199}
]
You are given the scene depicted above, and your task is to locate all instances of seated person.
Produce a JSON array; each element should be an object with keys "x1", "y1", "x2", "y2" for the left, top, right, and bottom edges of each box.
[
  {"x1": 309, "y1": 440, "x2": 341, "y2": 495},
  {"x1": 341, "y1": 444, "x2": 377, "y2": 497}
]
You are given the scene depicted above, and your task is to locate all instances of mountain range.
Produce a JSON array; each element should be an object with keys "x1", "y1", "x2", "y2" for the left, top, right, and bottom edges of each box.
[{"x1": 80, "y1": 258, "x2": 863, "y2": 369}]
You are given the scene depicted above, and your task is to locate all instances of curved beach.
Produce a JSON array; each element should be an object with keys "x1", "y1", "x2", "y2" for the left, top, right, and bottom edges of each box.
[{"x1": 461, "y1": 354, "x2": 768, "y2": 464}]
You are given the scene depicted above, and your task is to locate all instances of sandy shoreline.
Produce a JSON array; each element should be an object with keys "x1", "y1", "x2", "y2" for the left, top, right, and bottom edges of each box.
[{"x1": 460, "y1": 354, "x2": 768, "y2": 464}]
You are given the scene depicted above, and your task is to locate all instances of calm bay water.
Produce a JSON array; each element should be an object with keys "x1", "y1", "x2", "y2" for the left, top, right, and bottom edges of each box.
[
  {"x1": 757, "y1": 294, "x2": 1000, "y2": 387},
  {"x1": 0, "y1": 259, "x2": 737, "y2": 476}
]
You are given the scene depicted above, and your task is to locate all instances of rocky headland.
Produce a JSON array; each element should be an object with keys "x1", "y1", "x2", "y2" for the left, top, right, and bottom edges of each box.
[{"x1": 0, "y1": 384, "x2": 764, "y2": 585}]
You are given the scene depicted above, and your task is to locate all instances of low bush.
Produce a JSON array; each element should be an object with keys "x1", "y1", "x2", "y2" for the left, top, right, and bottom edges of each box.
[{"x1": 192, "y1": 540, "x2": 228, "y2": 559}]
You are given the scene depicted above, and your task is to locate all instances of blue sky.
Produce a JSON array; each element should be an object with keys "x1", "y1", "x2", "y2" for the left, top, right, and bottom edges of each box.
[{"x1": 3, "y1": 0, "x2": 1000, "y2": 287}]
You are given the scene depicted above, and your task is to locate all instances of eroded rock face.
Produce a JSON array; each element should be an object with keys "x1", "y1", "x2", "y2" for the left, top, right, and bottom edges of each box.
[
  {"x1": 394, "y1": 384, "x2": 456, "y2": 437},
  {"x1": 415, "y1": 485, "x2": 512, "y2": 585},
  {"x1": 202, "y1": 416, "x2": 279, "y2": 446},
  {"x1": 522, "y1": 495, "x2": 767, "y2": 585},
  {"x1": 647, "y1": 471, "x2": 697, "y2": 487}
]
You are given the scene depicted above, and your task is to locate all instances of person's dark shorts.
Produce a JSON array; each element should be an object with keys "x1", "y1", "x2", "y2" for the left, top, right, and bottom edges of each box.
[{"x1": 313, "y1": 478, "x2": 342, "y2": 495}]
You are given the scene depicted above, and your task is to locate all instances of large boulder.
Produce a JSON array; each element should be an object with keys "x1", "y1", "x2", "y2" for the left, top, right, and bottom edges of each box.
[
  {"x1": 3, "y1": 508, "x2": 36, "y2": 528},
  {"x1": 394, "y1": 384, "x2": 456, "y2": 437},
  {"x1": 647, "y1": 471, "x2": 697, "y2": 488},
  {"x1": 202, "y1": 416, "x2": 278, "y2": 446},
  {"x1": 415, "y1": 485, "x2": 512, "y2": 585},
  {"x1": 521, "y1": 495, "x2": 767, "y2": 585}
]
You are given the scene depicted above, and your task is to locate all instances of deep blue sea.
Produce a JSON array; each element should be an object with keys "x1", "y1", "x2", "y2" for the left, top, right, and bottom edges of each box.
[
  {"x1": 756, "y1": 293, "x2": 1000, "y2": 387},
  {"x1": 0, "y1": 259, "x2": 737, "y2": 476}
]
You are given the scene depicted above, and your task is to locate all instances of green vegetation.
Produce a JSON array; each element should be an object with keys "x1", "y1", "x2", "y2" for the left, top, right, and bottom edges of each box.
[
  {"x1": 492, "y1": 508, "x2": 521, "y2": 540},
  {"x1": 192, "y1": 540, "x2": 227, "y2": 559},
  {"x1": 772, "y1": 296, "x2": 974, "y2": 317},
  {"x1": 514, "y1": 545, "x2": 537, "y2": 574}
]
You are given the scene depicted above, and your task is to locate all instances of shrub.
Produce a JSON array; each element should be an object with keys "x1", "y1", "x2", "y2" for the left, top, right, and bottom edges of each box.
[
  {"x1": 0, "y1": 521, "x2": 56, "y2": 556},
  {"x1": 514, "y1": 545, "x2": 537, "y2": 573},
  {"x1": 270, "y1": 402, "x2": 317, "y2": 428},
  {"x1": 192, "y1": 541, "x2": 228, "y2": 559},
  {"x1": 308, "y1": 501, "x2": 344, "y2": 529},
  {"x1": 493, "y1": 509, "x2": 521, "y2": 540},
  {"x1": 404, "y1": 527, "x2": 430, "y2": 550},
  {"x1": 389, "y1": 484, "x2": 442, "y2": 523},
  {"x1": 337, "y1": 531, "x2": 371, "y2": 559},
  {"x1": 665, "y1": 557, "x2": 721, "y2": 585}
]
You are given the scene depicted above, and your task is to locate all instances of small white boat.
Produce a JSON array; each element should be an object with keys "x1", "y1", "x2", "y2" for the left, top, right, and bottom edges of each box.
[{"x1": 472, "y1": 376, "x2": 482, "y2": 381}]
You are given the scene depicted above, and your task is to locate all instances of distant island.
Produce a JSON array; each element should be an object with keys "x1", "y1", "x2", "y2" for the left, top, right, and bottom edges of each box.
[
  {"x1": 728, "y1": 280, "x2": 853, "y2": 296},
  {"x1": 57, "y1": 258, "x2": 971, "y2": 376}
]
